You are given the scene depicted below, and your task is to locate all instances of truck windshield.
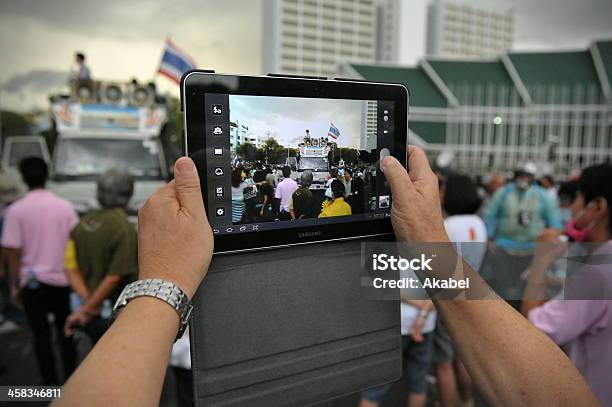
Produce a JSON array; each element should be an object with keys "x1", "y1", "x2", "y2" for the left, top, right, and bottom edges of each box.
[
  {"x1": 298, "y1": 157, "x2": 328, "y2": 172},
  {"x1": 54, "y1": 138, "x2": 163, "y2": 180}
]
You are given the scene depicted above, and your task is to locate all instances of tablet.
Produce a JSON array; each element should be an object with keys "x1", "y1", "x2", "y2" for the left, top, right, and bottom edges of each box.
[{"x1": 182, "y1": 71, "x2": 408, "y2": 254}]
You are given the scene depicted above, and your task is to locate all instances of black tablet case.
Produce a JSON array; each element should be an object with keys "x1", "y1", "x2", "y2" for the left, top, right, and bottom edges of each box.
[{"x1": 190, "y1": 237, "x2": 401, "y2": 406}]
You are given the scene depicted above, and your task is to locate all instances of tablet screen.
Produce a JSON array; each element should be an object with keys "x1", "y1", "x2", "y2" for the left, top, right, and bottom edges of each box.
[{"x1": 202, "y1": 93, "x2": 394, "y2": 236}]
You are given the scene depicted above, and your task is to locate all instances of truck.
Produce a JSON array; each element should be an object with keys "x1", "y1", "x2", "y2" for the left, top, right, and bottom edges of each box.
[
  {"x1": 287, "y1": 132, "x2": 332, "y2": 190},
  {"x1": 2, "y1": 80, "x2": 175, "y2": 217}
]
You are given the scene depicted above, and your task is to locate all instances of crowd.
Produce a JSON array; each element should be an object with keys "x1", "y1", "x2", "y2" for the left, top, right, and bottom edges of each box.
[
  {"x1": 229, "y1": 160, "x2": 375, "y2": 224},
  {"x1": 0, "y1": 152, "x2": 610, "y2": 407},
  {"x1": 360, "y1": 160, "x2": 612, "y2": 407}
]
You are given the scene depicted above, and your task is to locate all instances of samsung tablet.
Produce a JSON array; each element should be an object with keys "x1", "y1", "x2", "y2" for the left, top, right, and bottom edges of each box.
[{"x1": 182, "y1": 71, "x2": 408, "y2": 254}]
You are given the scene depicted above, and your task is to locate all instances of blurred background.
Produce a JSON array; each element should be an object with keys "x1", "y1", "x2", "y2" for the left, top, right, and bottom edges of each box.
[
  {"x1": 0, "y1": 1, "x2": 611, "y2": 406},
  {"x1": 1, "y1": 0, "x2": 611, "y2": 183}
]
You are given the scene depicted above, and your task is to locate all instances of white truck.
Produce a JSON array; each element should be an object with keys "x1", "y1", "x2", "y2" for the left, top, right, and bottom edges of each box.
[
  {"x1": 288, "y1": 134, "x2": 332, "y2": 190},
  {"x1": 3, "y1": 86, "x2": 172, "y2": 216}
]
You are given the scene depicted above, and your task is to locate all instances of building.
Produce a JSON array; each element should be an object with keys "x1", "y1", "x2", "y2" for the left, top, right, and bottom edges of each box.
[
  {"x1": 229, "y1": 121, "x2": 248, "y2": 153},
  {"x1": 339, "y1": 39, "x2": 612, "y2": 176},
  {"x1": 230, "y1": 121, "x2": 274, "y2": 154},
  {"x1": 426, "y1": 0, "x2": 514, "y2": 58},
  {"x1": 375, "y1": 0, "x2": 400, "y2": 63},
  {"x1": 261, "y1": 0, "x2": 377, "y2": 77},
  {"x1": 361, "y1": 100, "x2": 378, "y2": 151}
]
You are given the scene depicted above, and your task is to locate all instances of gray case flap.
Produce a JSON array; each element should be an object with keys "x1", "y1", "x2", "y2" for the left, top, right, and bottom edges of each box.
[{"x1": 190, "y1": 237, "x2": 401, "y2": 406}]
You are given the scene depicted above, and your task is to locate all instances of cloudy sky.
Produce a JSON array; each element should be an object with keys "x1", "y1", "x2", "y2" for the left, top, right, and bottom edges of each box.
[
  {"x1": 230, "y1": 95, "x2": 365, "y2": 148},
  {"x1": 1, "y1": 0, "x2": 611, "y2": 111}
]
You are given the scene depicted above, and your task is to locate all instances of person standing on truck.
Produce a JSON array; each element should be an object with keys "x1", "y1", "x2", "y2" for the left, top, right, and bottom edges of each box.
[
  {"x1": 1, "y1": 157, "x2": 78, "y2": 385},
  {"x1": 63, "y1": 170, "x2": 138, "y2": 344},
  {"x1": 72, "y1": 52, "x2": 91, "y2": 81}
]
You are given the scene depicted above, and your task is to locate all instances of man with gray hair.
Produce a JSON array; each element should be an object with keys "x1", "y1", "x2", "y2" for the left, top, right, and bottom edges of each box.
[
  {"x1": 63, "y1": 169, "x2": 138, "y2": 344},
  {"x1": 290, "y1": 171, "x2": 321, "y2": 219}
]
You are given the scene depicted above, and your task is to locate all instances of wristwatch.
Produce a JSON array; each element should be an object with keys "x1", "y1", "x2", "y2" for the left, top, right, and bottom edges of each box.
[{"x1": 113, "y1": 279, "x2": 193, "y2": 341}]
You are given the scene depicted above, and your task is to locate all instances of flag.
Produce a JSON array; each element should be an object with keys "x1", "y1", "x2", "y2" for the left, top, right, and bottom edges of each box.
[
  {"x1": 158, "y1": 39, "x2": 197, "y2": 84},
  {"x1": 327, "y1": 122, "x2": 340, "y2": 140}
]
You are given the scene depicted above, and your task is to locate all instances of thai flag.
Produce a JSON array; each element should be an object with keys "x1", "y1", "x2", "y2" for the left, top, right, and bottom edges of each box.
[
  {"x1": 327, "y1": 123, "x2": 340, "y2": 140},
  {"x1": 158, "y1": 39, "x2": 197, "y2": 84}
]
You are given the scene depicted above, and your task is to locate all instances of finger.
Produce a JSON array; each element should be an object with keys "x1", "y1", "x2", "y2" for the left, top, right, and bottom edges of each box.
[
  {"x1": 64, "y1": 320, "x2": 73, "y2": 336},
  {"x1": 381, "y1": 155, "x2": 414, "y2": 202},
  {"x1": 173, "y1": 157, "x2": 206, "y2": 217},
  {"x1": 407, "y1": 146, "x2": 434, "y2": 182}
]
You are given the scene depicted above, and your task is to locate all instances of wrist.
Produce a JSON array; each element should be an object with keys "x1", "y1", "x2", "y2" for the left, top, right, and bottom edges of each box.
[{"x1": 139, "y1": 269, "x2": 197, "y2": 299}]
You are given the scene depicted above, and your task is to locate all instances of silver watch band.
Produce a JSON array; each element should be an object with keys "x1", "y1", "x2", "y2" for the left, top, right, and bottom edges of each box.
[{"x1": 113, "y1": 279, "x2": 193, "y2": 341}]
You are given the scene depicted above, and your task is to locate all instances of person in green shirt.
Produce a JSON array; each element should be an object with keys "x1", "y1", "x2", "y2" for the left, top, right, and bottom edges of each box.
[{"x1": 64, "y1": 170, "x2": 138, "y2": 343}]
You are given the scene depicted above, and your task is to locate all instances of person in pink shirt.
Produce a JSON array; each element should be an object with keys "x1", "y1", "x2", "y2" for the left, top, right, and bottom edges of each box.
[
  {"x1": 274, "y1": 166, "x2": 298, "y2": 221},
  {"x1": 523, "y1": 163, "x2": 612, "y2": 407},
  {"x1": 1, "y1": 157, "x2": 79, "y2": 385}
]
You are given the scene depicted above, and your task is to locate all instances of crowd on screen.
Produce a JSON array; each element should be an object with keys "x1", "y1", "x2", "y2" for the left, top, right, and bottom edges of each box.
[
  {"x1": 229, "y1": 160, "x2": 378, "y2": 224},
  {"x1": 0, "y1": 153, "x2": 611, "y2": 407}
]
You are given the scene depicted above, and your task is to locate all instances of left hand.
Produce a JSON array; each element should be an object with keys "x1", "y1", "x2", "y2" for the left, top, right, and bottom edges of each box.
[
  {"x1": 65, "y1": 310, "x2": 92, "y2": 336},
  {"x1": 533, "y1": 228, "x2": 567, "y2": 268}
]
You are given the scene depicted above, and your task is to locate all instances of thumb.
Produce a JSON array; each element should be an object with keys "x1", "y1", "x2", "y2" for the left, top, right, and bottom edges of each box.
[
  {"x1": 173, "y1": 157, "x2": 205, "y2": 216},
  {"x1": 381, "y1": 156, "x2": 413, "y2": 202}
]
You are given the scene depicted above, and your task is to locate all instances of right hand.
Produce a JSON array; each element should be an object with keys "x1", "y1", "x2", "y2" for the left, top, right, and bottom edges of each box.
[
  {"x1": 410, "y1": 315, "x2": 425, "y2": 342},
  {"x1": 138, "y1": 157, "x2": 214, "y2": 299},
  {"x1": 382, "y1": 146, "x2": 449, "y2": 243}
]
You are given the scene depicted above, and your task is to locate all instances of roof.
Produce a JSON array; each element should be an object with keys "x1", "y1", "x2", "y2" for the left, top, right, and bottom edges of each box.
[
  {"x1": 350, "y1": 64, "x2": 448, "y2": 108},
  {"x1": 426, "y1": 59, "x2": 519, "y2": 106},
  {"x1": 409, "y1": 121, "x2": 446, "y2": 144},
  {"x1": 592, "y1": 40, "x2": 612, "y2": 99},
  {"x1": 507, "y1": 50, "x2": 604, "y2": 104}
]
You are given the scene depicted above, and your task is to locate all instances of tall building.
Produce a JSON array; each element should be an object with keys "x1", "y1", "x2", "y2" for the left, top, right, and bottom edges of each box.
[
  {"x1": 361, "y1": 100, "x2": 378, "y2": 152},
  {"x1": 426, "y1": 0, "x2": 514, "y2": 58},
  {"x1": 375, "y1": 0, "x2": 400, "y2": 63},
  {"x1": 261, "y1": 0, "x2": 377, "y2": 77}
]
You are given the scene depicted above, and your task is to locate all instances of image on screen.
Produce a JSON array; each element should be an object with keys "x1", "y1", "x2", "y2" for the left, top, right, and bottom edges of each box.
[{"x1": 205, "y1": 94, "x2": 393, "y2": 235}]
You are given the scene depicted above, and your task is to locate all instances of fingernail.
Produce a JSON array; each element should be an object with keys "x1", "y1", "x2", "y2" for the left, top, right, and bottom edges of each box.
[
  {"x1": 381, "y1": 156, "x2": 393, "y2": 172},
  {"x1": 175, "y1": 157, "x2": 195, "y2": 175}
]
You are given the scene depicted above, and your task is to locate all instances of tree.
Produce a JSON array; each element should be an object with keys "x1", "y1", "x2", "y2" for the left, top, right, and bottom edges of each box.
[
  {"x1": 338, "y1": 148, "x2": 359, "y2": 165},
  {"x1": 236, "y1": 141, "x2": 259, "y2": 162},
  {"x1": 1, "y1": 110, "x2": 32, "y2": 139}
]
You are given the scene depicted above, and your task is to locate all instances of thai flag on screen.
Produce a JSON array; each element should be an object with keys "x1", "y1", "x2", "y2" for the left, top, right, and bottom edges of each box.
[
  {"x1": 158, "y1": 39, "x2": 197, "y2": 84},
  {"x1": 328, "y1": 123, "x2": 340, "y2": 140}
]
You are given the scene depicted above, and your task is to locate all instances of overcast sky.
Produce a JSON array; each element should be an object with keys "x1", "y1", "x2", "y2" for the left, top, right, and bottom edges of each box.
[
  {"x1": 1, "y1": 0, "x2": 611, "y2": 111},
  {"x1": 230, "y1": 95, "x2": 365, "y2": 148}
]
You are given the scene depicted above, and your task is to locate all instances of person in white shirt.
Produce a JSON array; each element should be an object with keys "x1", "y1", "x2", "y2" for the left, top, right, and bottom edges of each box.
[{"x1": 359, "y1": 268, "x2": 437, "y2": 407}]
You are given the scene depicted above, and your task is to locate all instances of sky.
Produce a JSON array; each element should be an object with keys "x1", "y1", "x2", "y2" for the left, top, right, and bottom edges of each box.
[
  {"x1": 229, "y1": 95, "x2": 365, "y2": 149},
  {"x1": 1, "y1": 0, "x2": 611, "y2": 112}
]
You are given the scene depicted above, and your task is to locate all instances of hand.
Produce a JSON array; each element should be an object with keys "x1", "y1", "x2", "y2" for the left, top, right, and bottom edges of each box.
[
  {"x1": 410, "y1": 315, "x2": 425, "y2": 342},
  {"x1": 10, "y1": 285, "x2": 22, "y2": 309},
  {"x1": 64, "y1": 310, "x2": 92, "y2": 336},
  {"x1": 533, "y1": 228, "x2": 567, "y2": 268},
  {"x1": 382, "y1": 146, "x2": 449, "y2": 243},
  {"x1": 138, "y1": 157, "x2": 214, "y2": 299}
]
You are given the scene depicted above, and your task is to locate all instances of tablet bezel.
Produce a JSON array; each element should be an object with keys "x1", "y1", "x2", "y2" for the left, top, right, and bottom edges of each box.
[{"x1": 182, "y1": 71, "x2": 408, "y2": 254}]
